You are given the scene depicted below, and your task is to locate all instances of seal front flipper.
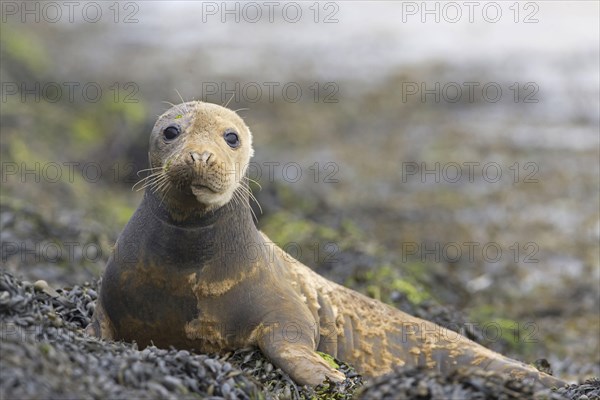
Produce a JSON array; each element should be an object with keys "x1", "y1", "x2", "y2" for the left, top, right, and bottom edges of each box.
[
  {"x1": 85, "y1": 297, "x2": 116, "y2": 340},
  {"x1": 257, "y1": 324, "x2": 345, "y2": 386}
]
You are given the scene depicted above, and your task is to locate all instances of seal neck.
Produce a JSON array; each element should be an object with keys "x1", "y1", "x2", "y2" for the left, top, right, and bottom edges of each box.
[
  {"x1": 144, "y1": 188, "x2": 228, "y2": 228},
  {"x1": 136, "y1": 187, "x2": 260, "y2": 269}
]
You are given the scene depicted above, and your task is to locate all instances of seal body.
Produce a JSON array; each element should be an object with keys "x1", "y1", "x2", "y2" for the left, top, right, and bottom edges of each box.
[{"x1": 88, "y1": 101, "x2": 566, "y2": 388}]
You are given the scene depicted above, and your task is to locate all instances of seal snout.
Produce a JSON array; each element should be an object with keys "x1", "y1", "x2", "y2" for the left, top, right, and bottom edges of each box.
[
  {"x1": 181, "y1": 147, "x2": 230, "y2": 200},
  {"x1": 189, "y1": 151, "x2": 213, "y2": 166}
]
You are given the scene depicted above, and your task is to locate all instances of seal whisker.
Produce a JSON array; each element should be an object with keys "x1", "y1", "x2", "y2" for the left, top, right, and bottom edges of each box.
[
  {"x1": 140, "y1": 172, "x2": 169, "y2": 193},
  {"x1": 137, "y1": 180, "x2": 161, "y2": 192},
  {"x1": 135, "y1": 170, "x2": 164, "y2": 184},
  {"x1": 245, "y1": 190, "x2": 262, "y2": 217},
  {"x1": 174, "y1": 89, "x2": 190, "y2": 114},
  {"x1": 133, "y1": 181, "x2": 151, "y2": 192},
  {"x1": 136, "y1": 167, "x2": 163, "y2": 176},
  {"x1": 132, "y1": 174, "x2": 162, "y2": 191},
  {"x1": 153, "y1": 176, "x2": 172, "y2": 195},
  {"x1": 237, "y1": 182, "x2": 263, "y2": 215},
  {"x1": 230, "y1": 190, "x2": 241, "y2": 212},
  {"x1": 231, "y1": 188, "x2": 256, "y2": 222},
  {"x1": 162, "y1": 100, "x2": 178, "y2": 109},
  {"x1": 243, "y1": 175, "x2": 262, "y2": 191},
  {"x1": 143, "y1": 179, "x2": 167, "y2": 194},
  {"x1": 137, "y1": 166, "x2": 163, "y2": 172},
  {"x1": 238, "y1": 184, "x2": 260, "y2": 209},
  {"x1": 228, "y1": 188, "x2": 241, "y2": 211},
  {"x1": 158, "y1": 186, "x2": 171, "y2": 208},
  {"x1": 233, "y1": 184, "x2": 259, "y2": 222},
  {"x1": 223, "y1": 93, "x2": 235, "y2": 109},
  {"x1": 154, "y1": 176, "x2": 171, "y2": 195},
  {"x1": 133, "y1": 171, "x2": 167, "y2": 192},
  {"x1": 162, "y1": 100, "x2": 185, "y2": 115}
]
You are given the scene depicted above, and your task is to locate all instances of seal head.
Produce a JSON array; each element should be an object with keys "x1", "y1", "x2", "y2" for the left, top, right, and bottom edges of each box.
[{"x1": 147, "y1": 101, "x2": 254, "y2": 220}]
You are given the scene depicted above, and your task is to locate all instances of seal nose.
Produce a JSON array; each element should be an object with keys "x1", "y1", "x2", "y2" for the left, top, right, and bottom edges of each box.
[{"x1": 190, "y1": 151, "x2": 213, "y2": 165}]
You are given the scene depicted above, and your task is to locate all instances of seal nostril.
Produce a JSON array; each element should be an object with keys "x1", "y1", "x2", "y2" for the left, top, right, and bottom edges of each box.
[
  {"x1": 200, "y1": 151, "x2": 212, "y2": 164},
  {"x1": 190, "y1": 152, "x2": 201, "y2": 163},
  {"x1": 189, "y1": 151, "x2": 213, "y2": 164}
]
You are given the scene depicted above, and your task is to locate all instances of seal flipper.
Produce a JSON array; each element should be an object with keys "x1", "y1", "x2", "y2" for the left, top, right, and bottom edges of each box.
[
  {"x1": 257, "y1": 324, "x2": 345, "y2": 386},
  {"x1": 85, "y1": 298, "x2": 116, "y2": 340},
  {"x1": 473, "y1": 349, "x2": 568, "y2": 388}
]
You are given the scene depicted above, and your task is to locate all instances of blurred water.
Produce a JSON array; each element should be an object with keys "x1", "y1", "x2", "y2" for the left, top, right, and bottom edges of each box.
[
  {"x1": 136, "y1": 2, "x2": 599, "y2": 81},
  {"x1": 31, "y1": 2, "x2": 598, "y2": 87},
  {"x1": 28, "y1": 2, "x2": 598, "y2": 144}
]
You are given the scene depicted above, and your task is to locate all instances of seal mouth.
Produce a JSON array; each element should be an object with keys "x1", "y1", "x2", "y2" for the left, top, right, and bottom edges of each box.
[
  {"x1": 191, "y1": 183, "x2": 216, "y2": 192},
  {"x1": 189, "y1": 182, "x2": 226, "y2": 206}
]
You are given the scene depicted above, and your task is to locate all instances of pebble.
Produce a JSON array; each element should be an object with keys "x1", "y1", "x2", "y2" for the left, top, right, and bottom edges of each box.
[
  {"x1": 1, "y1": 271, "x2": 261, "y2": 399},
  {"x1": 1, "y1": 270, "x2": 597, "y2": 400},
  {"x1": 33, "y1": 279, "x2": 59, "y2": 297},
  {"x1": 358, "y1": 367, "x2": 600, "y2": 400}
]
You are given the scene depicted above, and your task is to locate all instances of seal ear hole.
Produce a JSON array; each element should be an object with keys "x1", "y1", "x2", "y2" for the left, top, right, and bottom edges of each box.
[
  {"x1": 163, "y1": 126, "x2": 181, "y2": 141},
  {"x1": 224, "y1": 130, "x2": 240, "y2": 148}
]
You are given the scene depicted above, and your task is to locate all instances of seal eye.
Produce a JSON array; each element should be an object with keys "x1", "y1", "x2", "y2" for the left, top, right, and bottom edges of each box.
[
  {"x1": 163, "y1": 126, "x2": 180, "y2": 141},
  {"x1": 224, "y1": 130, "x2": 240, "y2": 148}
]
